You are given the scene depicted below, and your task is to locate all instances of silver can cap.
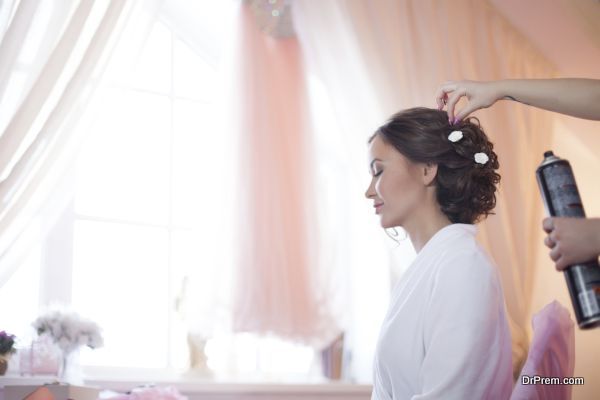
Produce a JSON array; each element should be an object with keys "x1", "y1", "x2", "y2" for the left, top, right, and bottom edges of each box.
[{"x1": 540, "y1": 150, "x2": 561, "y2": 167}]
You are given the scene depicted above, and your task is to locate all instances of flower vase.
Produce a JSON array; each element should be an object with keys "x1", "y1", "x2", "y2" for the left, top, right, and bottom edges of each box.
[
  {"x1": 58, "y1": 349, "x2": 83, "y2": 385},
  {"x1": 0, "y1": 354, "x2": 9, "y2": 375},
  {"x1": 186, "y1": 333, "x2": 212, "y2": 377}
]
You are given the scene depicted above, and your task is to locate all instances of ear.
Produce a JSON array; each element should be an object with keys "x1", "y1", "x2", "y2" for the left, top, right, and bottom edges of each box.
[{"x1": 422, "y1": 163, "x2": 438, "y2": 186}]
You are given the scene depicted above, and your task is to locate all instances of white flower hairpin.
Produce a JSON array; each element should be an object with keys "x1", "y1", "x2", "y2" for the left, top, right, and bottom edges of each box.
[
  {"x1": 449, "y1": 130, "x2": 489, "y2": 165},
  {"x1": 448, "y1": 130, "x2": 463, "y2": 142},
  {"x1": 474, "y1": 152, "x2": 489, "y2": 165}
]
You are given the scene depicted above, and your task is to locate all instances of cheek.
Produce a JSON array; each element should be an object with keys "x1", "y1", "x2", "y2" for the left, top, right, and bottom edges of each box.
[
  {"x1": 377, "y1": 173, "x2": 421, "y2": 205},
  {"x1": 375, "y1": 176, "x2": 398, "y2": 203}
]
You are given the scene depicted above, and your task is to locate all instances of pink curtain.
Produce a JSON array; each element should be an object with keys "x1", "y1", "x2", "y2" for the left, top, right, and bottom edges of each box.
[{"x1": 231, "y1": 5, "x2": 338, "y2": 347}]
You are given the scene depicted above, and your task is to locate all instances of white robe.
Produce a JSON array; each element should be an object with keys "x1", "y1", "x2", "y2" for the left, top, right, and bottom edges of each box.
[{"x1": 372, "y1": 224, "x2": 513, "y2": 400}]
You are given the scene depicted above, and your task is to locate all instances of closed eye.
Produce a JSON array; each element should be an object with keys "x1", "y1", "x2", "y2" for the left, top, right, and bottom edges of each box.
[{"x1": 373, "y1": 170, "x2": 383, "y2": 177}]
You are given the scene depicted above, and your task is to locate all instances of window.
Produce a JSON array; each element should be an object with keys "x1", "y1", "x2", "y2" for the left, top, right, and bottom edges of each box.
[
  {"x1": 68, "y1": 13, "x2": 316, "y2": 380},
  {"x1": 0, "y1": 2, "x2": 404, "y2": 383},
  {"x1": 68, "y1": 19, "x2": 228, "y2": 373},
  {"x1": 0, "y1": 234, "x2": 41, "y2": 343}
]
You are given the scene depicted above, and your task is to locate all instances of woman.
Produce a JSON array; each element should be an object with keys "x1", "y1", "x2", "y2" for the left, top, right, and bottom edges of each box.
[{"x1": 365, "y1": 107, "x2": 512, "y2": 399}]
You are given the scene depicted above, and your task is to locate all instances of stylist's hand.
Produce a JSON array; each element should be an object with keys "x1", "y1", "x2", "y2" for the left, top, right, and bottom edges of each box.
[
  {"x1": 543, "y1": 217, "x2": 600, "y2": 270},
  {"x1": 436, "y1": 80, "x2": 502, "y2": 124}
]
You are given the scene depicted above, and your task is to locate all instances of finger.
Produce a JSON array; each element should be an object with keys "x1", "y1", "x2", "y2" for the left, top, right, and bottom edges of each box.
[
  {"x1": 555, "y1": 257, "x2": 569, "y2": 271},
  {"x1": 435, "y1": 89, "x2": 444, "y2": 109},
  {"x1": 445, "y1": 90, "x2": 465, "y2": 123},
  {"x1": 549, "y1": 246, "x2": 561, "y2": 262},
  {"x1": 435, "y1": 81, "x2": 456, "y2": 99},
  {"x1": 435, "y1": 83, "x2": 455, "y2": 109},
  {"x1": 544, "y1": 236, "x2": 555, "y2": 248},
  {"x1": 436, "y1": 93, "x2": 448, "y2": 110},
  {"x1": 454, "y1": 102, "x2": 480, "y2": 123},
  {"x1": 542, "y1": 217, "x2": 554, "y2": 233}
]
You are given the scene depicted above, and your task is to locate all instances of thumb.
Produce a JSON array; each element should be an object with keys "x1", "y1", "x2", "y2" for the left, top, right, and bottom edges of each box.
[{"x1": 454, "y1": 103, "x2": 480, "y2": 123}]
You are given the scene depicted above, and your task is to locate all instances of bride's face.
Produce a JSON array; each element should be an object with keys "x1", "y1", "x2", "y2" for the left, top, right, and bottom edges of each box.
[{"x1": 365, "y1": 135, "x2": 431, "y2": 229}]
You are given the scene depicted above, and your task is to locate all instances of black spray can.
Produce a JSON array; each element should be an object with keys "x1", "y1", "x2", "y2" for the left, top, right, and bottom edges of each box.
[{"x1": 536, "y1": 150, "x2": 600, "y2": 329}]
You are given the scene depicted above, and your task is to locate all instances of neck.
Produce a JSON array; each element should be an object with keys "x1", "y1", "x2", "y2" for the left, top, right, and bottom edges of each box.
[{"x1": 404, "y1": 208, "x2": 452, "y2": 253}]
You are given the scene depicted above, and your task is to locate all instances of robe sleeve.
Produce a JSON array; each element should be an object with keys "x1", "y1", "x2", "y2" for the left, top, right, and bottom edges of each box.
[{"x1": 413, "y1": 250, "x2": 512, "y2": 400}]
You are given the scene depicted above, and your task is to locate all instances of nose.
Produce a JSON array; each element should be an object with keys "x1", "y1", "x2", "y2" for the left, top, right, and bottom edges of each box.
[{"x1": 365, "y1": 179, "x2": 375, "y2": 199}]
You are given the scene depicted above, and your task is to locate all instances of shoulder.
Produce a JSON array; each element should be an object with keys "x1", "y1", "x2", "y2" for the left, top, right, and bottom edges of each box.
[
  {"x1": 426, "y1": 237, "x2": 505, "y2": 324},
  {"x1": 431, "y1": 230, "x2": 500, "y2": 293},
  {"x1": 437, "y1": 227, "x2": 493, "y2": 267}
]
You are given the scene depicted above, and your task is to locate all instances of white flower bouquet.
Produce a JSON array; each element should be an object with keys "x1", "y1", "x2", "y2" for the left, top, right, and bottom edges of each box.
[{"x1": 32, "y1": 309, "x2": 103, "y2": 355}]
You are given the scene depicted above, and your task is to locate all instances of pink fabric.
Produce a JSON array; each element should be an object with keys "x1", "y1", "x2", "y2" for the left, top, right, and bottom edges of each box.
[
  {"x1": 511, "y1": 301, "x2": 575, "y2": 400},
  {"x1": 231, "y1": 5, "x2": 338, "y2": 347},
  {"x1": 101, "y1": 386, "x2": 187, "y2": 400},
  {"x1": 24, "y1": 387, "x2": 55, "y2": 400}
]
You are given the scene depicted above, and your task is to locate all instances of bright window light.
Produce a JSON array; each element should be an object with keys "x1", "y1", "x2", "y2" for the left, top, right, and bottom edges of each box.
[
  {"x1": 68, "y1": 13, "x2": 317, "y2": 380},
  {"x1": 74, "y1": 88, "x2": 171, "y2": 224},
  {"x1": 72, "y1": 220, "x2": 169, "y2": 368}
]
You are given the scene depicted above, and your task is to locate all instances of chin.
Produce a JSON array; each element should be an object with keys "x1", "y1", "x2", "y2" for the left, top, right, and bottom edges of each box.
[{"x1": 380, "y1": 216, "x2": 401, "y2": 229}]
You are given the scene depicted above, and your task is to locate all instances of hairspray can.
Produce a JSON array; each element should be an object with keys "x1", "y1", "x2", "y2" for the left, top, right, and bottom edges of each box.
[{"x1": 536, "y1": 150, "x2": 600, "y2": 329}]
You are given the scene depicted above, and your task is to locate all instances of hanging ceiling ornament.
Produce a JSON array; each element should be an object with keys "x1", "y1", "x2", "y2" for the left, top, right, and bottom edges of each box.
[{"x1": 245, "y1": 0, "x2": 295, "y2": 38}]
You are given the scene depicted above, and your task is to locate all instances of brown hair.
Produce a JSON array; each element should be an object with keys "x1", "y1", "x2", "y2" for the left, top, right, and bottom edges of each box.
[{"x1": 369, "y1": 107, "x2": 500, "y2": 224}]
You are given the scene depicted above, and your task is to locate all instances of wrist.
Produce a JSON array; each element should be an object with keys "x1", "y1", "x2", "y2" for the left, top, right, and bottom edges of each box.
[
  {"x1": 593, "y1": 218, "x2": 600, "y2": 257},
  {"x1": 492, "y1": 80, "x2": 512, "y2": 102}
]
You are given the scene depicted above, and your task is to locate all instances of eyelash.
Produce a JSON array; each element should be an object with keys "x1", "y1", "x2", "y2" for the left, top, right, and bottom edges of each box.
[{"x1": 373, "y1": 170, "x2": 383, "y2": 177}]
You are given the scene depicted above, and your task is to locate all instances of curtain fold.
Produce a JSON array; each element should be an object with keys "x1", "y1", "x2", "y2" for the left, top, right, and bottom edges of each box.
[
  {"x1": 231, "y1": 4, "x2": 339, "y2": 348},
  {"x1": 0, "y1": 0, "x2": 37, "y2": 100},
  {"x1": 294, "y1": 0, "x2": 557, "y2": 378},
  {"x1": 0, "y1": 0, "x2": 132, "y2": 286},
  {"x1": 0, "y1": 0, "x2": 94, "y2": 181}
]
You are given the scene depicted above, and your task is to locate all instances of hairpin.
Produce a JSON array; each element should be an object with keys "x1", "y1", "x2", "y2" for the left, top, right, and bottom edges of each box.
[
  {"x1": 448, "y1": 130, "x2": 463, "y2": 142},
  {"x1": 474, "y1": 152, "x2": 489, "y2": 165}
]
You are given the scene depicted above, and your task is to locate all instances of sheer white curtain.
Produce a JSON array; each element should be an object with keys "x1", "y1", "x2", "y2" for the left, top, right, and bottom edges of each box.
[
  {"x1": 292, "y1": 1, "x2": 415, "y2": 383},
  {"x1": 0, "y1": 0, "x2": 132, "y2": 287},
  {"x1": 294, "y1": 0, "x2": 557, "y2": 379}
]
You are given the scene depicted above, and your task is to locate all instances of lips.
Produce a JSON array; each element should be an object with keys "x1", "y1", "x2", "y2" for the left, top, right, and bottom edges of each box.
[{"x1": 374, "y1": 202, "x2": 383, "y2": 214}]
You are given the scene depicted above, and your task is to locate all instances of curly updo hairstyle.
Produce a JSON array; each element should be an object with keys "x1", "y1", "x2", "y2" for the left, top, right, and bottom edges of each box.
[{"x1": 369, "y1": 107, "x2": 500, "y2": 224}]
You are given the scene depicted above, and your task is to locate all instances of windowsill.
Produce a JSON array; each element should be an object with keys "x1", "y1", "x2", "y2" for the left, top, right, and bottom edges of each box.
[{"x1": 0, "y1": 375, "x2": 372, "y2": 395}]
